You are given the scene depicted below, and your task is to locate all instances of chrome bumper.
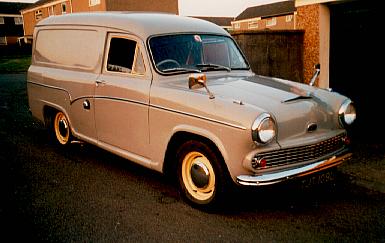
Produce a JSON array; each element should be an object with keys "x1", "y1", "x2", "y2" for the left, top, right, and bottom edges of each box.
[{"x1": 236, "y1": 152, "x2": 352, "y2": 186}]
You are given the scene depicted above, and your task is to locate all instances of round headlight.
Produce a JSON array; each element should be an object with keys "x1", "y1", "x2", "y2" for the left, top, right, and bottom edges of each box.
[
  {"x1": 338, "y1": 99, "x2": 356, "y2": 127},
  {"x1": 252, "y1": 113, "x2": 276, "y2": 144}
]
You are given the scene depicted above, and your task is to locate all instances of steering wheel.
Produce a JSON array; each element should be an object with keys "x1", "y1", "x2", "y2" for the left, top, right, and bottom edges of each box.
[{"x1": 157, "y1": 59, "x2": 181, "y2": 68}]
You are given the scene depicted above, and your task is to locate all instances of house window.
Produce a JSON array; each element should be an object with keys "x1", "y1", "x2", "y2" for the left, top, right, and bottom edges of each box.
[
  {"x1": 266, "y1": 17, "x2": 276, "y2": 27},
  {"x1": 106, "y1": 37, "x2": 145, "y2": 75},
  {"x1": 62, "y1": 3, "x2": 67, "y2": 14},
  {"x1": 233, "y1": 22, "x2": 240, "y2": 29},
  {"x1": 89, "y1": 0, "x2": 101, "y2": 6},
  {"x1": 286, "y1": 15, "x2": 293, "y2": 22},
  {"x1": 0, "y1": 37, "x2": 7, "y2": 45},
  {"x1": 35, "y1": 10, "x2": 43, "y2": 21},
  {"x1": 0, "y1": 17, "x2": 4, "y2": 24},
  {"x1": 14, "y1": 17, "x2": 23, "y2": 25},
  {"x1": 248, "y1": 21, "x2": 258, "y2": 29}
]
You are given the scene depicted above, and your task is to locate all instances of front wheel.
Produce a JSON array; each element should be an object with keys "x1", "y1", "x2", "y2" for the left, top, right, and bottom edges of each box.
[
  {"x1": 53, "y1": 111, "x2": 72, "y2": 145},
  {"x1": 176, "y1": 140, "x2": 228, "y2": 208}
]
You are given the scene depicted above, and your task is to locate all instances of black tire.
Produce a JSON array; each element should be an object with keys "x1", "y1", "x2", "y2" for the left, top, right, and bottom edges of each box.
[
  {"x1": 52, "y1": 111, "x2": 72, "y2": 146},
  {"x1": 176, "y1": 140, "x2": 229, "y2": 209}
]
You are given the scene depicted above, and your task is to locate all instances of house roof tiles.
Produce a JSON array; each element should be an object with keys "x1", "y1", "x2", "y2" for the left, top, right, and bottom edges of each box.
[
  {"x1": 191, "y1": 16, "x2": 234, "y2": 27},
  {"x1": 235, "y1": 0, "x2": 296, "y2": 21}
]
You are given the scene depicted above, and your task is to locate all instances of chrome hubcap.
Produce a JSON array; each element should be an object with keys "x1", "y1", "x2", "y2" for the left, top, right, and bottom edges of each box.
[
  {"x1": 190, "y1": 160, "x2": 210, "y2": 189},
  {"x1": 58, "y1": 119, "x2": 68, "y2": 138},
  {"x1": 181, "y1": 151, "x2": 215, "y2": 201}
]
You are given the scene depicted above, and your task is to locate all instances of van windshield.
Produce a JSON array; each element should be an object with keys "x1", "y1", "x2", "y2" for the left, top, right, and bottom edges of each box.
[{"x1": 149, "y1": 34, "x2": 250, "y2": 74}]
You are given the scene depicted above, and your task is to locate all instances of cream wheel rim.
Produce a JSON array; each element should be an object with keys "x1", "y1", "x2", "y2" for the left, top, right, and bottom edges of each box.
[
  {"x1": 181, "y1": 151, "x2": 215, "y2": 201},
  {"x1": 54, "y1": 112, "x2": 70, "y2": 145}
]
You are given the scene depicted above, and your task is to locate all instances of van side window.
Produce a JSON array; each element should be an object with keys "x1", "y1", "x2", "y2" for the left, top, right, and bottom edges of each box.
[
  {"x1": 107, "y1": 37, "x2": 145, "y2": 75},
  {"x1": 133, "y1": 50, "x2": 145, "y2": 74}
]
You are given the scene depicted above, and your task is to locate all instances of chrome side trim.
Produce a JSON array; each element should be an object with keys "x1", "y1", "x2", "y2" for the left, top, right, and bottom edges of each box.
[
  {"x1": 71, "y1": 95, "x2": 94, "y2": 104},
  {"x1": 27, "y1": 81, "x2": 149, "y2": 106},
  {"x1": 93, "y1": 96, "x2": 148, "y2": 106},
  {"x1": 151, "y1": 104, "x2": 247, "y2": 130},
  {"x1": 28, "y1": 81, "x2": 246, "y2": 130},
  {"x1": 237, "y1": 152, "x2": 351, "y2": 186}
]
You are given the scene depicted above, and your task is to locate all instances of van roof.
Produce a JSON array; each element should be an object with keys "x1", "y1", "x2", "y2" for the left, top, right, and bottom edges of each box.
[{"x1": 36, "y1": 12, "x2": 229, "y2": 39}]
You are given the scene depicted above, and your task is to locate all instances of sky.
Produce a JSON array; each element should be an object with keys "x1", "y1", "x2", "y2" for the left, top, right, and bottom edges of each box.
[{"x1": 1, "y1": 0, "x2": 283, "y2": 17}]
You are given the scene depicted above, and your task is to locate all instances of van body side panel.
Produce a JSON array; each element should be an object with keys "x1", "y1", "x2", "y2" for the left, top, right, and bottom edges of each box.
[
  {"x1": 27, "y1": 68, "x2": 46, "y2": 122},
  {"x1": 28, "y1": 66, "x2": 99, "y2": 142},
  {"x1": 33, "y1": 28, "x2": 101, "y2": 70},
  {"x1": 54, "y1": 69, "x2": 98, "y2": 143},
  {"x1": 95, "y1": 74, "x2": 151, "y2": 159},
  {"x1": 27, "y1": 26, "x2": 105, "y2": 144},
  {"x1": 27, "y1": 66, "x2": 72, "y2": 123},
  {"x1": 148, "y1": 81, "x2": 255, "y2": 177}
]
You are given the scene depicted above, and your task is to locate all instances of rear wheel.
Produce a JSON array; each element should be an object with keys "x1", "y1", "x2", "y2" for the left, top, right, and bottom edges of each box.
[
  {"x1": 53, "y1": 111, "x2": 72, "y2": 145},
  {"x1": 176, "y1": 140, "x2": 228, "y2": 208}
]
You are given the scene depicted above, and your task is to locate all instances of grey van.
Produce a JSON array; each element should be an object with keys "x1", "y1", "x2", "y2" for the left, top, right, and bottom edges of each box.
[{"x1": 27, "y1": 12, "x2": 356, "y2": 208}]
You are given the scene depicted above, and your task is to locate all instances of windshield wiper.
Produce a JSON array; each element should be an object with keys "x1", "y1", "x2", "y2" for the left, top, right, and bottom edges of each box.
[
  {"x1": 196, "y1": 63, "x2": 231, "y2": 72},
  {"x1": 231, "y1": 67, "x2": 250, "y2": 70},
  {"x1": 161, "y1": 67, "x2": 202, "y2": 74}
]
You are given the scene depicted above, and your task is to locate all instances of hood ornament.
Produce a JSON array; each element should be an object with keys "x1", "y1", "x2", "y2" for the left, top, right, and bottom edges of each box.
[{"x1": 309, "y1": 63, "x2": 320, "y2": 87}]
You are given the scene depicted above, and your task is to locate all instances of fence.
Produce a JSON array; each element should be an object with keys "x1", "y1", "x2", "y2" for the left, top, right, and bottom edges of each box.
[{"x1": 231, "y1": 30, "x2": 304, "y2": 83}]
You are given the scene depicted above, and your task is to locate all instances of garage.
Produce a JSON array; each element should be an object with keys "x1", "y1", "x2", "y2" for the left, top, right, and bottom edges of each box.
[{"x1": 329, "y1": 1, "x2": 382, "y2": 142}]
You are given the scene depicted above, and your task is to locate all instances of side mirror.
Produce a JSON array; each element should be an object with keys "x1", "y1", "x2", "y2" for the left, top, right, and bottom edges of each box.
[
  {"x1": 188, "y1": 74, "x2": 215, "y2": 99},
  {"x1": 188, "y1": 74, "x2": 206, "y2": 89}
]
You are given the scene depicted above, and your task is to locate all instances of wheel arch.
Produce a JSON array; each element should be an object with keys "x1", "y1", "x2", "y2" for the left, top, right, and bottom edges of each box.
[
  {"x1": 42, "y1": 104, "x2": 73, "y2": 133},
  {"x1": 162, "y1": 127, "x2": 230, "y2": 180}
]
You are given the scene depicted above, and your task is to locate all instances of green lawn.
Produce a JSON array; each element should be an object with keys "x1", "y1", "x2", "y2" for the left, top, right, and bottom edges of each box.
[{"x1": 0, "y1": 55, "x2": 31, "y2": 73}]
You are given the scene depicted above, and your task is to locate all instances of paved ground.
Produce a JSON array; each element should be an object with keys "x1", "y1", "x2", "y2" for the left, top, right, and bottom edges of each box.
[{"x1": 339, "y1": 142, "x2": 385, "y2": 194}]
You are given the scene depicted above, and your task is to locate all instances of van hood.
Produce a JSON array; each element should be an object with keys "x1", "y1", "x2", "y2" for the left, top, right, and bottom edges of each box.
[
  {"x1": 204, "y1": 74, "x2": 343, "y2": 141},
  {"x1": 210, "y1": 75, "x2": 313, "y2": 105}
]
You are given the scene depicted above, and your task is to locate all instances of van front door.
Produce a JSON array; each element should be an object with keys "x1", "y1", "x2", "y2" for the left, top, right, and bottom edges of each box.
[{"x1": 94, "y1": 33, "x2": 151, "y2": 160}]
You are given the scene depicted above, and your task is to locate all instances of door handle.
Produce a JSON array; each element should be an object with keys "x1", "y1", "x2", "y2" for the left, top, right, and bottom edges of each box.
[{"x1": 95, "y1": 79, "x2": 106, "y2": 87}]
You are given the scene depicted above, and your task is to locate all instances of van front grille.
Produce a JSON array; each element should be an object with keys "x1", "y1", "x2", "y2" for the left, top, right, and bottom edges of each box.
[{"x1": 252, "y1": 133, "x2": 347, "y2": 170}]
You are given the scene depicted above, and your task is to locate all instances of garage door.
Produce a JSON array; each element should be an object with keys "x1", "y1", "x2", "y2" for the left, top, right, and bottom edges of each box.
[{"x1": 329, "y1": 1, "x2": 382, "y2": 142}]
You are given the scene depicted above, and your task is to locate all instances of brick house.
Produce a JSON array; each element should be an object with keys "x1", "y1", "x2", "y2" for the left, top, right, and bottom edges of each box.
[
  {"x1": 295, "y1": 0, "x2": 367, "y2": 88},
  {"x1": 231, "y1": 1, "x2": 296, "y2": 31},
  {"x1": 20, "y1": 0, "x2": 179, "y2": 43},
  {"x1": 191, "y1": 16, "x2": 234, "y2": 31},
  {"x1": 295, "y1": 0, "x2": 332, "y2": 88},
  {"x1": 0, "y1": 2, "x2": 31, "y2": 46}
]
